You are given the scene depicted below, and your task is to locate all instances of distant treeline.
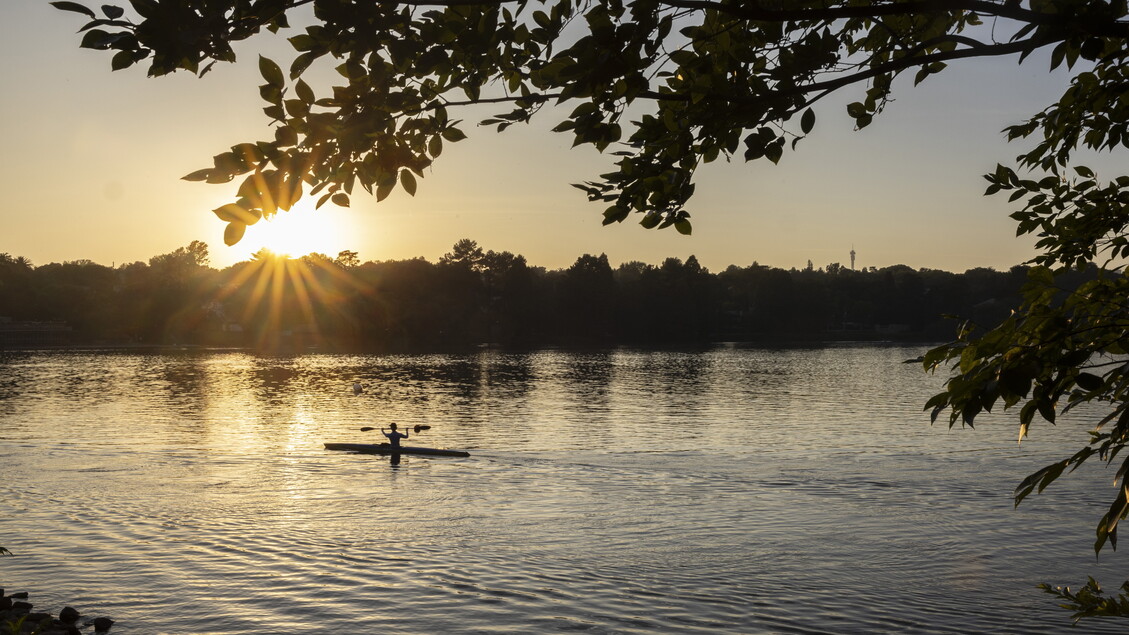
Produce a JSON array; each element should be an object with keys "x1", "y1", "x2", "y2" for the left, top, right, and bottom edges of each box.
[{"x1": 0, "y1": 239, "x2": 1062, "y2": 351}]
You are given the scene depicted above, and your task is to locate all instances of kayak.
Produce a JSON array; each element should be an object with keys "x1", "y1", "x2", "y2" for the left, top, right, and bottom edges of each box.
[{"x1": 324, "y1": 442, "x2": 470, "y2": 457}]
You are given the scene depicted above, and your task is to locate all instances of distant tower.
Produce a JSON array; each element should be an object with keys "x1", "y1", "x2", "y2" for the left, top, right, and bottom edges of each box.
[{"x1": 850, "y1": 245, "x2": 856, "y2": 271}]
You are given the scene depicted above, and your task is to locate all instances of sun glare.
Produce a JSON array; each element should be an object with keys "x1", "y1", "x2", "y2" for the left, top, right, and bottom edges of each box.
[
  {"x1": 207, "y1": 237, "x2": 365, "y2": 351},
  {"x1": 236, "y1": 201, "x2": 348, "y2": 260}
]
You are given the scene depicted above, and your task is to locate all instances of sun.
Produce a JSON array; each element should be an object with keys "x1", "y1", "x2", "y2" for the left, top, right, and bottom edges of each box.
[{"x1": 235, "y1": 200, "x2": 348, "y2": 259}]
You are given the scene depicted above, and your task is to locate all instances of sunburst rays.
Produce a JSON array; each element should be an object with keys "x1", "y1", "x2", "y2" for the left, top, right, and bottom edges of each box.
[{"x1": 205, "y1": 250, "x2": 368, "y2": 350}]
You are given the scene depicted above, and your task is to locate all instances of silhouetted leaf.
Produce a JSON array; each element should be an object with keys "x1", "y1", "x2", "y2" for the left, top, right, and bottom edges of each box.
[
  {"x1": 223, "y1": 221, "x2": 246, "y2": 246},
  {"x1": 212, "y1": 203, "x2": 260, "y2": 225},
  {"x1": 442, "y1": 127, "x2": 467, "y2": 142},
  {"x1": 259, "y1": 55, "x2": 285, "y2": 88},
  {"x1": 290, "y1": 52, "x2": 317, "y2": 79},
  {"x1": 79, "y1": 29, "x2": 113, "y2": 50},
  {"x1": 295, "y1": 79, "x2": 314, "y2": 104},
  {"x1": 400, "y1": 170, "x2": 417, "y2": 196},
  {"x1": 182, "y1": 169, "x2": 213, "y2": 182},
  {"x1": 50, "y1": 1, "x2": 96, "y2": 18},
  {"x1": 800, "y1": 108, "x2": 815, "y2": 134},
  {"x1": 111, "y1": 50, "x2": 134, "y2": 71},
  {"x1": 1076, "y1": 372, "x2": 1103, "y2": 391},
  {"x1": 275, "y1": 126, "x2": 298, "y2": 147}
]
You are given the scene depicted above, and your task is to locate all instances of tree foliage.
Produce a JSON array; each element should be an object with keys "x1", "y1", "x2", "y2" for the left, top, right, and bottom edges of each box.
[
  {"x1": 1041, "y1": 578, "x2": 1129, "y2": 624},
  {"x1": 912, "y1": 4, "x2": 1129, "y2": 581},
  {"x1": 51, "y1": 0, "x2": 1129, "y2": 243}
]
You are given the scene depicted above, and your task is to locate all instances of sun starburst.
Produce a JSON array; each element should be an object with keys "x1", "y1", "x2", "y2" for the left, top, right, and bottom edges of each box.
[{"x1": 207, "y1": 249, "x2": 366, "y2": 350}]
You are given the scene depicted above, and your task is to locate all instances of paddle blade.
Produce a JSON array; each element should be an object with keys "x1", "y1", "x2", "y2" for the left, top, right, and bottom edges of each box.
[{"x1": 360, "y1": 426, "x2": 376, "y2": 432}]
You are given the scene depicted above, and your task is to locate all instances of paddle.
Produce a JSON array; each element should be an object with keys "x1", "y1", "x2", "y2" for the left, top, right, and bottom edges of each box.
[{"x1": 359, "y1": 425, "x2": 431, "y2": 433}]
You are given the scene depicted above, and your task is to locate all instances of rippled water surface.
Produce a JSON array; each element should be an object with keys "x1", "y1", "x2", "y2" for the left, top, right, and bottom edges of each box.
[{"x1": 1, "y1": 346, "x2": 1126, "y2": 633}]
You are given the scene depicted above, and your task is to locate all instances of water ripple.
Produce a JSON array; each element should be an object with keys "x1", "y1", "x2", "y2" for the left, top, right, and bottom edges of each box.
[{"x1": 0, "y1": 347, "x2": 1124, "y2": 633}]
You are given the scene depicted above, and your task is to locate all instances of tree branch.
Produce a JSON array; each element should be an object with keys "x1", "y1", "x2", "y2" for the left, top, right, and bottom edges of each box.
[
  {"x1": 624, "y1": 31, "x2": 1059, "y2": 112},
  {"x1": 780, "y1": 33, "x2": 1061, "y2": 98},
  {"x1": 656, "y1": 0, "x2": 1071, "y2": 27}
]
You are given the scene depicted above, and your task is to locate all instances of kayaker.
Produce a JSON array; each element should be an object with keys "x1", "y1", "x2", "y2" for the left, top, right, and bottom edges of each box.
[{"x1": 382, "y1": 422, "x2": 409, "y2": 448}]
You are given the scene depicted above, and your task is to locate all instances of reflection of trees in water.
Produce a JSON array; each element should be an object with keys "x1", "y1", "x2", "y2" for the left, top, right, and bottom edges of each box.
[
  {"x1": 610, "y1": 350, "x2": 712, "y2": 414},
  {"x1": 53, "y1": 352, "x2": 128, "y2": 408},
  {"x1": 561, "y1": 351, "x2": 615, "y2": 405},
  {"x1": 149, "y1": 352, "x2": 211, "y2": 419},
  {"x1": 725, "y1": 347, "x2": 796, "y2": 399},
  {"x1": 338, "y1": 352, "x2": 537, "y2": 434},
  {"x1": 410, "y1": 352, "x2": 536, "y2": 405},
  {"x1": 249, "y1": 357, "x2": 302, "y2": 405},
  {"x1": 0, "y1": 352, "x2": 33, "y2": 403},
  {"x1": 654, "y1": 350, "x2": 711, "y2": 388}
]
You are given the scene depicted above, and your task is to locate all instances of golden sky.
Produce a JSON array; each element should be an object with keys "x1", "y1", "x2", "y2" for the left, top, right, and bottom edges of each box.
[{"x1": 1, "y1": 0, "x2": 1088, "y2": 273}]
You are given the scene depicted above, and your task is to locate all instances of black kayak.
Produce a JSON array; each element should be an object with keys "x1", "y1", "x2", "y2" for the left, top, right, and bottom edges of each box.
[{"x1": 324, "y1": 442, "x2": 470, "y2": 457}]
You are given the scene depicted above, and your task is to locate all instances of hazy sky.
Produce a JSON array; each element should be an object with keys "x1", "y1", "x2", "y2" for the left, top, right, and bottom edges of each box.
[{"x1": 0, "y1": 1, "x2": 1089, "y2": 273}]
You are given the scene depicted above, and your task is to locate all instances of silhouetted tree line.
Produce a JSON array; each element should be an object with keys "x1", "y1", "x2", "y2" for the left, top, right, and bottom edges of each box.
[{"x1": 0, "y1": 240, "x2": 1071, "y2": 351}]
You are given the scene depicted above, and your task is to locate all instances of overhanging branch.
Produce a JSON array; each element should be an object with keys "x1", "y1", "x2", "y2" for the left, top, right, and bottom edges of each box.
[{"x1": 656, "y1": 0, "x2": 1069, "y2": 27}]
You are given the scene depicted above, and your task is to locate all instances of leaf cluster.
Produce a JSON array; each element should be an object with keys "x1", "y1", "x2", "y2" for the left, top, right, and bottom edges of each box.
[
  {"x1": 53, "y1": 0, "x2": 1129, "y2": 243},
  {"x1": 917, "y1": 7, "x2": 1129, "y2": 570},
  {"x1": 924, "y1": 264, "x2": 1129, "y2": 555},
  {"x1": 1040, "y1": 578, "x2": 1129, "y2": 624},
  {"x1": 986, "y1": 164, "x2": 1129, "y2": 271}
]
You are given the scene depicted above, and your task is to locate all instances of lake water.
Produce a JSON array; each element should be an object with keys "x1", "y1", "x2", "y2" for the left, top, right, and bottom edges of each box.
[{"x1": 0, "y1": 345, "x2": 1126, "y2": 634}]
